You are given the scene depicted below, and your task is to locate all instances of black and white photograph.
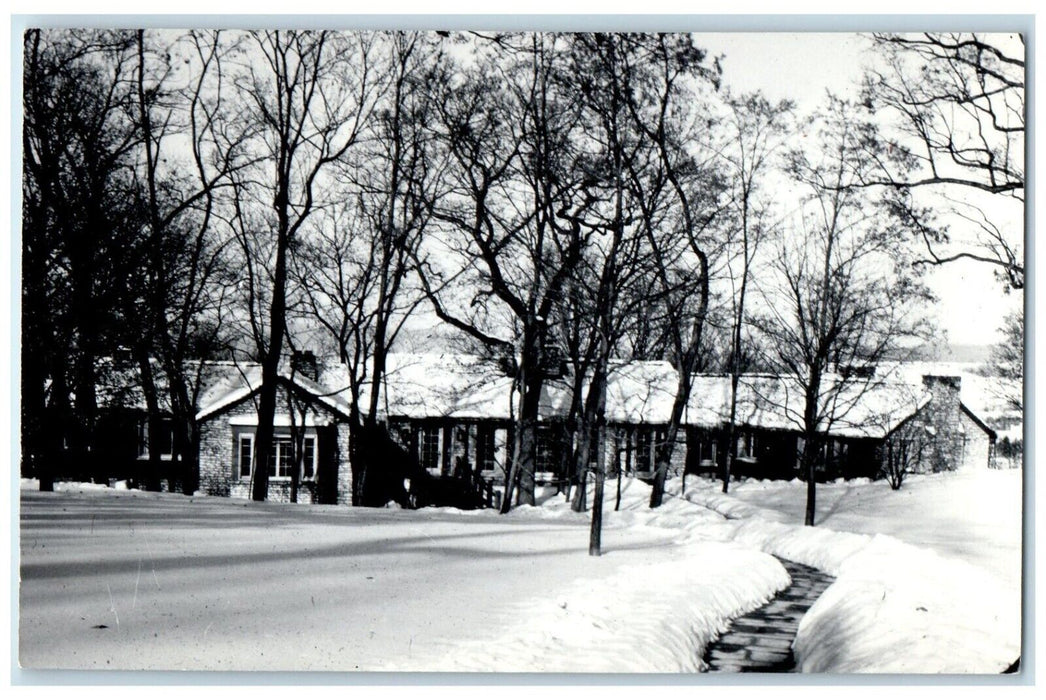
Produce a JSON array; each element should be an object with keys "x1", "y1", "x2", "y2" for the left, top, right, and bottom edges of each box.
[{"x1": 13, "y1": 14, "x2": 1026, "y2": 678}]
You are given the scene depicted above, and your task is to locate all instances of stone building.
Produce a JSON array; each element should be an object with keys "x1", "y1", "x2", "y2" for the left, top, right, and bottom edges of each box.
[
  {"x1": 195, "y1": 363, "x2": 354, "y2": 504},
  {"x1": 92, "y1": 353, "x2": 999, "y2": 505},
  {"x1": 683, "y1": 373, "x2": 997, "y2": 482}
]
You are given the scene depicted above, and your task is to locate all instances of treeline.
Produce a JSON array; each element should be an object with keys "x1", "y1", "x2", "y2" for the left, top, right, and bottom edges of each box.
[{"x1": 22, "y1": 30, "x2": 1022, "y2": 524}]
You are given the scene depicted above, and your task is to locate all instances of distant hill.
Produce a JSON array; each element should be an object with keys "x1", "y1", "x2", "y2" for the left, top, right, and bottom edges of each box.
[
  {"x1": 908, "y1": 343, "x2": 992, "y2": 364},
  {"x1": 941, "y1": 344, "x2": 993, "y2": 363}
]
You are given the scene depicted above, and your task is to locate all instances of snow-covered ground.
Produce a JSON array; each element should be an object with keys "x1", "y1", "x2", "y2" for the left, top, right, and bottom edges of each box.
[
  {"x1": 18, "y1": 470, "x2": 1022, "y2": 673},
  {"x1": 17, "y1": 479, "x2": 785, "y2": 672},
  {"x1": 685, "y1": 470, "x2": 1023, "y2": 672},
  {"x1": 690, "y1": 470, "x2": 1023, "y2": 592}
]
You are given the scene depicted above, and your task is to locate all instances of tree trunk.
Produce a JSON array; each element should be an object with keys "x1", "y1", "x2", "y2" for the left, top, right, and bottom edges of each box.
[
  {"x1": 805, "y1": 454, "x2": 817, "y2": 526},
  {"x1": 588, "y1": 462, "x2": 604, "y2": 556},
  {"x1": 39, "y1": 367, "x2": 70, "y2": 492},
  {"x1": 73, "y1": 339, "x2": 99, "y2": 483},
  {"x1": 649, "y1": 258, "x2": 708, "y2": 508},
  {"x1": 501, "y1": 346, "x2": 543, "y2": 512},
  {"x1": 800, "y1": 433, "x2": 819, "y2": 526},
  {"x1": 251, "y1": 236, "x2": 294, "y2": 501},
  {"x1": 723, "y1": 405, "x2": 740, "y2": 493},
  {"x1": 347, "y1": 405, "x2": 363, "y2": 506},
  {"x1": 571, "y1": 464, "x2": 588, "y2": 512},
  {"x1": 614, "y1": 461, "x2": 623, "y2": 511},
  {"x1": 167, "y1": 372, "x2": 199, "y2": 496},
  {"x1": 135, "y1": 351, "x2": 164, "y2": 492},
  {"x1": 649, "y1": 405, "x2": 685, "y2": 508},
  {"x1": 252, "y1": 154, "x2": 293, "y2": 501}
]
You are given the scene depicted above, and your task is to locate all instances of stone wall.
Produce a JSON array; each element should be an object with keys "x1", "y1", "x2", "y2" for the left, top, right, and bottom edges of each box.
[
  {"x1": 959, "y1": 409, "x2": 994, "y2": 470},
  {"x1": 197, "y1": 383, "x2": 350, "y2": 504},
  {"x1": 336, "y1": 423, "x2": 353, "y2": 505},
  {"x1": 198, "y1": 414, "x2": 233, "y2": 497}
]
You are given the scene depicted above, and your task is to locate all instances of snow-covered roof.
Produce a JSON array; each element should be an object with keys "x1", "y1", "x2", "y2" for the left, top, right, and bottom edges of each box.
[
  {"x1": 367, "y1": 353, "x2": 678, "y2": 424},
  {"x1": 98, "y1": 352, "x2": 998, "y2": 441},
  {"x1": 602, "y1": 360, "x2": 679, "y2": 424},
  {"x1": 886, "y1": 361, "x2": 1021, "y2": 434},
  {"x1": 684, "y1": 374, "x2": 930, "y2": 439},
  {"x1": 94, "y1": 358, "x2": 261, "y2": 414},
  {"x1": 366, "y1": 353, "x2": 517, "y2": 421},
  {"x1": 195, "y1": 363, "x2": 353, "y2": 422}
]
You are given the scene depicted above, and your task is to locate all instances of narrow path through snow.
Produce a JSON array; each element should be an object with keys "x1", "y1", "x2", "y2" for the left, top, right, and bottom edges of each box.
[{"x1": 703, "y1": 559, "x2": 834, "y2": 673}]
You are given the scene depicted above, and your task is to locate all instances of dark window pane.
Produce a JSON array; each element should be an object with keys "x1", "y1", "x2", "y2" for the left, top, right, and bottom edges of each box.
[
  {"x1": 420, "y1": 427, "x2": 440, "y2": 471},
  {"x1": 476, "y1": 426, "x2": 496, "y2": 472},
  {"x1": 535, "y1": 427, "x2": 556, "y2": 473},
  {"x1": 239, "y1": 436, "x2": 252, "y2": 478},
  {"x1": 303, "y1": 437, "x2": 315, "y2": 479},
  {"x1": 158, "y1": 418, "x2": 174, "y2": 455}
]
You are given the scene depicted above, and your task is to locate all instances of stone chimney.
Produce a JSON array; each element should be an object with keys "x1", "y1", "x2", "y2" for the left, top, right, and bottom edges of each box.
[
  {"x1": 291, "y1": 350, "x2": 319, "y2": 382},
  {"x1": 921, "y1": 375, "x2": 963, "y2": 472}
]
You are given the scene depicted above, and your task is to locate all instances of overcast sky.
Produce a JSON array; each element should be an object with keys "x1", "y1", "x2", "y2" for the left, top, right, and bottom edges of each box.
[{"x1": 699, "y1": 32, "x2": 1023, "y2": 349}]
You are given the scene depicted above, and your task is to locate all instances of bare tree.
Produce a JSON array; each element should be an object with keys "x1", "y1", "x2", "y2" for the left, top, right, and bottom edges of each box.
[
  {"x1": 984, "y1": 310, "x2": 1023, "y2": 413},
  {"x1": 22, "y1": 29, "x2": 142, "y2": 488},
  {"x1": 295, "y1": 31, "x2": 445, "y2": 505},
  {"x1": 862, "y1": 32, "x2": 1024, "y2": 289},
  {"x1": 616, "y1": 34, "x2": 725, "y2": 508},
  {"x1": 755, "y1": 97, "x2": 933, "y2": 526},
  {"x1": 421, "y1": 33, "x2": 595, "y2": 510},
  {"x1": 560, "y1": 34, "x2": 655, "y2": 551},
  {"x1": 230, "y1": 30, "x2": 376, "y2": 501},
  {"x1": 716, "y1": 93, "x2": 793, "y2": 494},
  {"x1": 129, "y1": 29, "x2": 248, "y2": 493},
  {"x1": 879, "y1": 419, "x2": 927, "y2": 490}
]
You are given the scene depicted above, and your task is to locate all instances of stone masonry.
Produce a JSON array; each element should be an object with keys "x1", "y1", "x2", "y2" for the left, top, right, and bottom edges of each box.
[
  {"x1": 197, "y1": 382, "x2": 351, "y2": 504},
  {"x1": 919, "y1": 375, "x2": 964, "y2": 473}
]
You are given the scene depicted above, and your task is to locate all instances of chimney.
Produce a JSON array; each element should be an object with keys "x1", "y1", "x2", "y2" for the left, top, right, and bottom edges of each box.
[
  {"x1": 922, "y1": 374, "x2": 961, "y2": 396},
  {"x1": 291, "y1": 350, "x2": 319, "y2": 382},
  {"x1": 921, "y1": 375, "x2": 962, "y2": 471}
]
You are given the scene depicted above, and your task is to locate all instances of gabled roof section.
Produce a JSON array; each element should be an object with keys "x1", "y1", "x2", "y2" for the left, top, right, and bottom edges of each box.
[
  {"x1": 684, "y1": 374, "x2": 930, "y2": 439},
  {"x1": 960, "y1": 402, "x2": 998, "y2": 441},
  {"x1": 195, "y1": 364, "x2": 353, "y2": 422}
]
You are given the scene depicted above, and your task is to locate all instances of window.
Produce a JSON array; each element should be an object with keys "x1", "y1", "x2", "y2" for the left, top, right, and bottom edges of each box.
[
  {"x1": 476, "y1": 426, "x2": 497, "y2": 473},
  {"x1": 238, "y1": 433, "x2": 317, "y2": 481},
  {"x1": 389, "y1": 420, "x2": 412, "y2": 451},
  {"x1": 737, "y1": 432, "x2": 757, "y2": 460},
  {"x1": 239, "y1": 434, "x2": 253, "y2": 478},
  {"x1": 420, "y1": 426, "x2": 441, "y2": 472},
  {"x1": 139, "y1": 417, "x2": 175, "y2": 458},
  {"x1": 270, "y1": 437, "x2": 295, "y2": 478},
  {"x1": 535, "y1": 426, "x2": 556, "y2": 473},
  {"x1": 635, "y1": 428, "x2": 653, "y2": 472},
  {"x1": 303, "y1": 437, "x2": 315, "y2": 480}
]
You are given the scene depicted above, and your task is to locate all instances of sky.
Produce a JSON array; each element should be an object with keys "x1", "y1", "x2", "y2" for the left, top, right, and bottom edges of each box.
[{"x1": 698, "y1": 32, "x2": 1024, "y2": 349}]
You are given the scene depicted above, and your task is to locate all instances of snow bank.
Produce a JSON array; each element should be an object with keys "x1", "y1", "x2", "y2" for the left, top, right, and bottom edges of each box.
[
  {"x1": 682, "y1": 478, "x2": 1021, "y2": 673},
  {"x1": 20, "y1": 478, "x2": 116, "y2": 492},
  {"x1": 412, "y1": 541, "x2": 788, "y2": 673},
  {"x1": 795, "y1": 536, "x2": 1020, "y2": 673},
  {"x1": 393, "y1": 477, "x2": 790, "y2": 672}
]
